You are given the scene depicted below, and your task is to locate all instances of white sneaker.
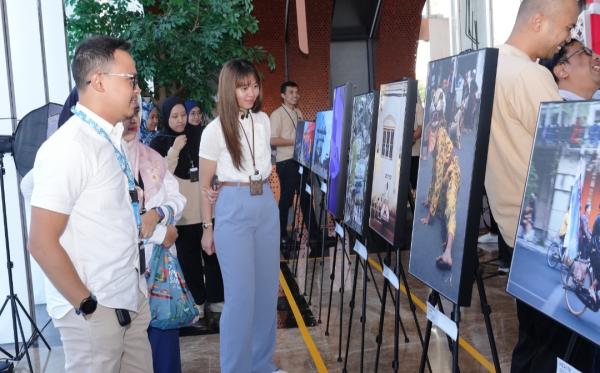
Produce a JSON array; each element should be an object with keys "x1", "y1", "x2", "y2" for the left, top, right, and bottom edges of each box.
[
  {"x1": 478, "y1": 232, "x2": 498, "y2": 244},
  {"x1": 209, "y1": 302, "x2": 224, "y2": 313},
  {"x1": 195, "y1": 303, "x2": 205, "y2": 319},
  {"x1": 273, "y1": 369, "x2": 288, "y2": 373}
]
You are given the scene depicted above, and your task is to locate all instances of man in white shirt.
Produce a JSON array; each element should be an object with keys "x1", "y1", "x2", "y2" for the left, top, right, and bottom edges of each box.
[{"x1": 27, "y1": 36, "x2": 152, "y2": 373}]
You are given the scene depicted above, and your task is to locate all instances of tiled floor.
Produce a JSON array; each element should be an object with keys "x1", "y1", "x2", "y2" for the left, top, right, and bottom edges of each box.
[{"x1": 7, "y1": 245, "x2": 517, "y2": 373}]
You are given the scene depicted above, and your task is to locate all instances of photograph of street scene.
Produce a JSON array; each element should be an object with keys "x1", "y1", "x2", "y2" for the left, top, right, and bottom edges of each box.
[
  {"x1": 409, "y1": 49, "x2": 493, "y2": 304},
  {"x1": 344, "y1": 92, "x2": 377, "y2": 236},
  {"x1": 507, "y1": 100, "x2": 600, "y2": 345}
]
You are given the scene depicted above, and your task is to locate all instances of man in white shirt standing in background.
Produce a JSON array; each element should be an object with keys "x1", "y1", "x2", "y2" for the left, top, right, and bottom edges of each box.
[{"x1": 27, "y1": 36, "x2": 153, "y2": 373}]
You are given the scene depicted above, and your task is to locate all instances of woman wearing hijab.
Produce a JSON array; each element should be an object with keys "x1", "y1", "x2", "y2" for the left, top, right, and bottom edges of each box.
[
  {"x1": 150, "y1": 96, "x2": 215, "y2": 318},
  {"x1": 184, "y1": 99, "x2": 225, "y2": 313},
  {"x1": 140, "y1": 101, "x2": 160, "y2": 145},
  {"x1": 123, "y1": 103, "x2": 186, "y2": 373}
]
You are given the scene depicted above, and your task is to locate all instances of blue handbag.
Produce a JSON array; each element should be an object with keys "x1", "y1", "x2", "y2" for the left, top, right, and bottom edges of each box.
[{"x1": 146, "y1": 245, "x2": 199, "y2": 329}]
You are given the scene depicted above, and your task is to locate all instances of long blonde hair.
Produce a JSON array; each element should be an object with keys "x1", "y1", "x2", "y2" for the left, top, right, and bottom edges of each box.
[{"x1": 217, "y1": 59, "x2": 263, "y2": 170}]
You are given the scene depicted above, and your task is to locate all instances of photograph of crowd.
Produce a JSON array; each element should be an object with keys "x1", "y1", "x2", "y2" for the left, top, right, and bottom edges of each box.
[
  {"x1": 293, "y1": 120, "x2": 315, "y2": 168},
  {"x1": 369, "y1": 80, "x2": 416, "y2": 245},
  {"x1": 311, "y1": 110, "x2": 333, "y2": 180},
  {"x1": 409, "y1": 48, "x2": 497, "y2": 304},
  {"x1": 508, "y1": 100, "x2": 600, "y2": 345},
  {"x1": 327, "y1": 83, "x2": 353, "y2": 219},
  {"x1": 343, "y1": 92, "x2": 378, "y2": 236}
]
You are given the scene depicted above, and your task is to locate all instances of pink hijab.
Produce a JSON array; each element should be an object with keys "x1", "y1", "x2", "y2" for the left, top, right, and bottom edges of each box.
[{"x1": 125, "y1": 100, "x2": 167, "y2": 204}]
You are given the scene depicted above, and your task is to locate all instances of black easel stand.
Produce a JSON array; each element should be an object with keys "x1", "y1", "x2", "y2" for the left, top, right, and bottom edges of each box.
[
  {"x1": 291, "y1": 167, "x2": 306, "y2": 276},
  {"x1": 303, "y1": 176, "x2": 316, "y2": 295},
  {"x1": 325, "y1": 228, "x2": 342, "y2": 337},
  {"x1": 563, "y1": 332, "x2": 578, "y2": 363},
  {"x1": 0, "y1": 154, "x2": 50, "y2": 373},
  {"x1": 373, "y1": 242, "x2": 431, "y2": 373},
  {"x1": 342, "y1": 255, "x2": 361, "y2": 373},
  {"x1": 418, "y1": 259, "x2": 501, "y2": 373},
  {"x1": 316, "y1": 179, "x2": 328, "y2": 323},
  {"x1": 324, "y1": 221, "x2": 352, "y2": 364},
  {"x1": 337, "y1": 226, "x2": 348, "y2": 362},
  {"x1": 308, "y1": 181, "x2": 326, "y2": 306}
]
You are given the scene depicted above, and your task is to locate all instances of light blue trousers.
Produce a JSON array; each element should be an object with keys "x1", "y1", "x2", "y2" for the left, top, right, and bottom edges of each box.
[{"x1": 214, "y1": 185, "x2": 280, "y2": 373}]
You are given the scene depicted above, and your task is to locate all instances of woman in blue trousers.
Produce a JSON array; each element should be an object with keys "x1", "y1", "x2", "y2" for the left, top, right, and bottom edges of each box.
[{"x1": 198, "y1": 59, "x2": 286, "y2": 373}]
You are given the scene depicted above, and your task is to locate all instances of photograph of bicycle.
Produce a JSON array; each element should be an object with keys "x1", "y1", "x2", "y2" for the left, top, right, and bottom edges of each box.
[{"x1": 507, "y1": 100, "x2": 600, "y2": 346}]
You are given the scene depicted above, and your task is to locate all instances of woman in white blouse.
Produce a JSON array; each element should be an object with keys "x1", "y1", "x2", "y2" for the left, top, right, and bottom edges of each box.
[{"x1": 199, "y1": 59, "x2": 284, "y2": 373}]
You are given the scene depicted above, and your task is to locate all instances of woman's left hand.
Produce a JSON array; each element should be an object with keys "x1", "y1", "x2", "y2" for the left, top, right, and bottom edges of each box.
[
  {"x1": 140, "y1": 209, "x2": 159, "y2": 238},
  {"x1": 203, "y1": 186, "x2": 221, "y2": 205}
]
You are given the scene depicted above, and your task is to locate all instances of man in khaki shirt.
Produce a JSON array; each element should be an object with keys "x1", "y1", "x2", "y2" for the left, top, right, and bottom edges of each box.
[
  {"x1": 271, "y1": 81, "x2": 318, "y2": 247},
  {"x1": 484, "y1": 0, "x2": 578, "y2": 371}
]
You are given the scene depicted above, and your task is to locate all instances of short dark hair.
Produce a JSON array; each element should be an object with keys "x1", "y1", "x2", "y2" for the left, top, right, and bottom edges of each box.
[
  {"x1": 71, "y1": 36, "x2": 131, "y2": 90},
  {"x1": 539, "y1": 40, "x2": 576, "y2": 82},
  {"x1": 280, "y1": 81, "x2": 299, "y2": 94}
]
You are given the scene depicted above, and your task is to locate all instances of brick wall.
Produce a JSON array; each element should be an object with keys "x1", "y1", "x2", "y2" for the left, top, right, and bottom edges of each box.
[
  {"x1": 248, "y1": 0, "x2": 424, "y2": 119},
  {"x1": 375, "y1": 0, "x2": 425, "y2": 86}
]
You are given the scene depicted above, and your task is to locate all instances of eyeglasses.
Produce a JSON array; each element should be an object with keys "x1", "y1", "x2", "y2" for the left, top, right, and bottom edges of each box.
[
  {"x1": 86, "y1": 72, "x2": 139, "y2": 88},
  {"x1": 561, "y1": 46, "x2": 594, "y2": 63}
]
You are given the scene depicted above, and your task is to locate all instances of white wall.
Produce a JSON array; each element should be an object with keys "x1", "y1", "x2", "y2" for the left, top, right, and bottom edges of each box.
[
  {"x1": 491, "y1": 0, "x2": 521, "y2": 46},
  {"x1": 0, "y1": 0, "x2": 69, "y2": 344}
]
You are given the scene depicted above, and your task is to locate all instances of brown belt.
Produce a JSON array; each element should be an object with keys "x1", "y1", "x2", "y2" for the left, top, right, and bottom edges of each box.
[{"x1": 220, "y1": 179, "x2": 269, "y2": 187}]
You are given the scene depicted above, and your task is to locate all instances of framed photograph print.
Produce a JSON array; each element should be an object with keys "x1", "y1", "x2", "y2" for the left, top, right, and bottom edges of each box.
[
  {"x1": 293, "y1": 120, "x2": 315, "y2": 168},
  {"x1": 507, "y1": 100, "x2": 600, "y2": 345},
  {"x1": 311, "y1": 110, "x2": 334, "y2": 180},
  {"x1": 327, "y1": 83, "x2": 354, "y2": 219},
  {"x1": 343, "y1": 91, "x2": 379, "y2": 236},
  {"x1": 408, "y1": 48, "x2": 498, "y2": 306},
  {"x1": 369, "y1": 79, "x2": 417, "y2": 246}
]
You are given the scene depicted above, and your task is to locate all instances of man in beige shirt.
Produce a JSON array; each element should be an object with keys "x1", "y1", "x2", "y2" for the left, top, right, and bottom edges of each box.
[
  {"x1": 484, "y1": 0, "x2": 578, "y2": 371},
  {"x1": 270, "y1": 81, "x2": 318, "y2": 247}
]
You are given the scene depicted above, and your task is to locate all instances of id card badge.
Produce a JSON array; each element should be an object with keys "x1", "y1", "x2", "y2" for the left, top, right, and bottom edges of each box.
[
  {"x1": 138, "y1": 241, "x2": 146, "y2": 274},
  {"x1": 189, "y1": 167, "x2": 199, "y2": 182},
  {"x1": 249, "y1": 172, "x2": 263, "y2": 196}
]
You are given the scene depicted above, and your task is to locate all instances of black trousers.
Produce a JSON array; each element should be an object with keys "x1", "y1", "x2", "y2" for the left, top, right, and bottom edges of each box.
[
  {"x1": 501, "y1": 230, "x2": 594, "y2": 373},
  {"x1": 484, "y1": 189, "x2": 511, "y2": 265},
  {"x1": 176, "y1": 223, "x2": 224, "y2": 305},
  {"x1": 276, "y1": 159, "x2": 319, "y2": 240}
]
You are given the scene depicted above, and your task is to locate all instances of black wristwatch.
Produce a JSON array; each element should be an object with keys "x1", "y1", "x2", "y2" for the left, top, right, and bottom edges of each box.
[{"x1": 75, "y1": 293, "x2": 98, "y2": 316}]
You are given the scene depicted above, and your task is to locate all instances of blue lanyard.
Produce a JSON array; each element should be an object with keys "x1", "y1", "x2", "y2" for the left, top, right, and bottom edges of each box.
[{"x1": 71, "y1": 107, "x2": 142, "y2": 230}]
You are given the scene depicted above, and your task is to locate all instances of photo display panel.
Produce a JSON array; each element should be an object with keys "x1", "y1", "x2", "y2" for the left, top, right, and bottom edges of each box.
[
  {"x1": 293, "y1": 120, "x2": 306, "y2": 165},
  {"x1": 409, "y1": 48, "x2": 498, "y2": 305},
  {"x1": 507, "y1": 100, "x2": 600, "y2": 345},
  {"x1": 369, "y1": 80, "x2": 417, "y2": 246},
  {"x1": 343, "y1": 91, "x2": 379, "y2": 236},
  {"x1": 311, "y1": 110, "x2": 334, "y2": 180},
  {"x1": 293, "y1": 120, "x2": 315, "y2": 168},
  {"x1": 327, "y1": 83, "x2": 353, "y2": 219}
]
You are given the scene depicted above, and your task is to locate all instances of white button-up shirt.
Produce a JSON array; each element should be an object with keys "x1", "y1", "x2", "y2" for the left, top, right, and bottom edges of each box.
[
  {"x1": 199, "y1": 112, "x2": 273, "y2": 182},
  {"x1": 31, "y1": 103, "x2": 146, "y2": 319}
]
